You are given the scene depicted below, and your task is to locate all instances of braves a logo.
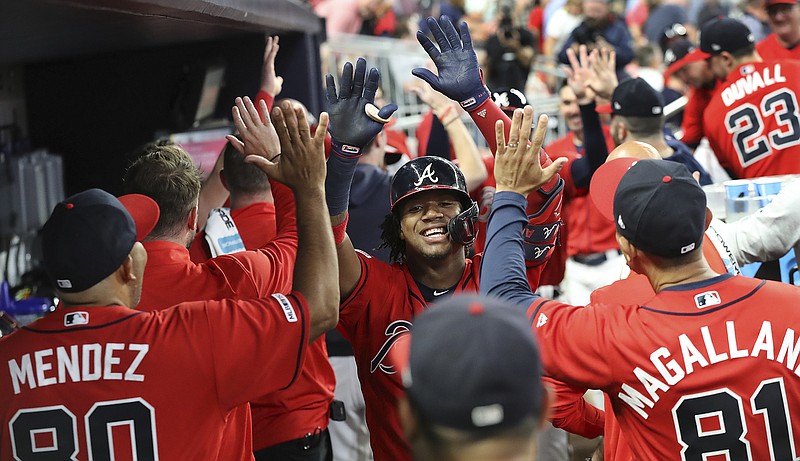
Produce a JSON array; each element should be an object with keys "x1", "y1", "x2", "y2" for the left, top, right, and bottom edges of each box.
[
  {"x1": 370, "y1": 320, "x2": 413, "y2": 374},
  {"x1": 413, "y1": 163, "x2": 440, "y2": 187},
  {"x1": 541, "y1": 224, "x2": 558, "y2": 240},
  {"x1": 532, "y1": 245, "x2": 552, "y2": 259}
]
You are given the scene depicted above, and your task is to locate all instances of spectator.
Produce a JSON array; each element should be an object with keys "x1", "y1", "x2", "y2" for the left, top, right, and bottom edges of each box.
[
  {"x1": 643, "y1": 0, "x2": 692, "y2": 47},
  {"x1": 394, "y1": 296, "x2": 548, "y2": 461},
  {"x1": 483, "y1": 4, "x2": 537, "y2": 91},
  {"x1": 756, "y1": 0, "x2": 800, "y2": 60},
  {"x1": 738, "y1": 0, "x2": 772, "y2": 42},
  {"x1": 558, "y1": 0, "x2": 635, "y2": 80},
  {"x1": 633, "y1": 43, "x2": 665, "y2": 91},
  {"x1": 544, "y1": 0, "x2": 584, "y2": 57}
]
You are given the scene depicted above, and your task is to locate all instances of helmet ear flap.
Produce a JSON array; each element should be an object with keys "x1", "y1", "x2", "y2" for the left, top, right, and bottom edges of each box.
[{"x1": 447, "y1": 201, "x2": 479, "y2": 246}]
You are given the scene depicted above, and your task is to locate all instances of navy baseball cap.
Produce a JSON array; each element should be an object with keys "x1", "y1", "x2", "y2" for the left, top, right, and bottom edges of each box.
[
  {"x1": 590, "y1": 159, "x2": 706, "y2": 257},
  {"x1": 392, "y1": 296, "x2": 544, "y2": 431},
  {"x1": 596, "y1": 78, "x2": 664, "y2": 117},
  {"x1": 699, "y1": 18, "x2": 755, "y2": 55},
  {"x1": 663, "y1": 39, "x2": 710, "y2": 81},
  {"x1": 41, "y1": 189, "x2": 159, "y2": 292}
]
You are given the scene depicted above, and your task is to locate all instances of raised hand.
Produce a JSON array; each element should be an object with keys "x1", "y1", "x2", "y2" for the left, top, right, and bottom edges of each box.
[
  {"x1": 245, "y1": 101, "x2": 329, "y2": 192},
  {"x1": 563, "y1": 45, "x2": 596, "y2": 104},
  {"x1": 411, "y1": 16, "x2": 489, "y2": 111},
  {"x1": 261, "y1": 36, "x2": 284, "y2": 97},
  {"x1": 228, "y1": 96, "x2": 281, "y2": 159},
  {"x1": 325, "y1": 57, "x2": 397, "y2": 154},
  {"x1": 588, "y1": 47, "x2": 617, "y2": 101},
  {"x1": 494, "y1": 107, "x2": 567, "y2": 197}
]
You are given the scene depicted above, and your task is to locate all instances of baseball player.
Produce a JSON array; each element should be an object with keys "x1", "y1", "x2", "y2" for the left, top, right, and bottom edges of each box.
[
  {"x1": 756, "y1": 0, "x2": 800, "y2": 61},
  {"x1": 320, "y1": 22, "x2": 565, "y2": 461},
  {"x1": 0, "y1": 103, "x2": 338, "y2": 459},
  {"x1": 481, "y1": 110, "x2": 800, "y2": 460},
  {"x1": 661, "y1": 38, "x2": 719, "y2": 148},
  {"x1": 123, "y1": 99, "x2": 335, "y2": 460},
  {"x1": 701, "y1": 17, "x2": 800, "y2": 178}
]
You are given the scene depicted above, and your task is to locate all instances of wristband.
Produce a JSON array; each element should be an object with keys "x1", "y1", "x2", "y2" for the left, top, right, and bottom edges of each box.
[
  {"x1": 459, "y1": 85, "x2": 491, "y2": 112},
  {"x1": 325, "y1": 137, "x2": 361, "y2": 216},
  {"x1": 332, "y1": 213, "x2": 349, "y2": 246}
]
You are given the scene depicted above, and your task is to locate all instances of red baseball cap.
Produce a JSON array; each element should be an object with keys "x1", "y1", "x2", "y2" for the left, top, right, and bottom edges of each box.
[
  {"x1": 589, "y1": 157, "x2": 639, "y2": 220},
  {"x1": 765, "y1": 0, "x2": 798, "y2": 7},
  {"x1": 119, "y1": 194, "x2": 161, "y2": 241}
]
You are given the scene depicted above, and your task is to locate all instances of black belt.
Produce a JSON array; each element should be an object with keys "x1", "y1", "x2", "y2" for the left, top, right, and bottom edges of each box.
[{"x1": 572, "y1": 250, "x2": 621, "y2": 266}]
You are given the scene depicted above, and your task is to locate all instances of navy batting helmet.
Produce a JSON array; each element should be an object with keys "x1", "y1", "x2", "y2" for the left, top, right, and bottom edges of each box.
[{"x1": 390, "y1": 156, "x2": 479, "y2": 245}]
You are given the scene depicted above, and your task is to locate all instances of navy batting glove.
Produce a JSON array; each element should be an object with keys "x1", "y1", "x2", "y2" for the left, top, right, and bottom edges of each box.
[
  {"x1": 412, "y1": 16, "x2": 490, "y2": 112},
  {"x1": 326, "y1": 57, "x2": 398, "y2": 157}
]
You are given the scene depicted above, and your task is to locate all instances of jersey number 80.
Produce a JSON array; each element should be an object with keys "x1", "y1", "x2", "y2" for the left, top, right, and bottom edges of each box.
[{"x1": 9, "y1": 398, "x2": 157, "y2": 460}]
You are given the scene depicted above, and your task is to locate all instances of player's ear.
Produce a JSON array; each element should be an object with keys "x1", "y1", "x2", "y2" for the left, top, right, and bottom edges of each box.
[
  {"x1": 118, "y1": 253, "x2": 136, "y2": 284},
  {"x1": 704, "y1": 207, "x2": 713, "y2": 230},
  {"x1": 187, "y1": 205, "x2": 199, "y2": 232},
  {"x1": 219, "y1": 169, "x2": 230, "y2": 192}
]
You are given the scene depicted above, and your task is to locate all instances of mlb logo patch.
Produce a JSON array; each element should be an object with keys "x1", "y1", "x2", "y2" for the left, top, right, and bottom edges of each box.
[
  {"x1": 694, "y1": 291, "x2": 721, "y2": 309},
  {"x1": 64, "y1": 311, "x2": 89, "y2": 327}
]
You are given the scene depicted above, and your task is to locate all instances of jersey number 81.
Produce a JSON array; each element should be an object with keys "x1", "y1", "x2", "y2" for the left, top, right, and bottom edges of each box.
[{"x1": 672, "y1": 377, "x2": 796, "y2": 460}]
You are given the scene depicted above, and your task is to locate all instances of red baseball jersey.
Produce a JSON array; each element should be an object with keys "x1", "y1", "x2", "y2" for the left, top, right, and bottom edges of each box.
[
  {"x1": 546, "y1": 130, "x2": 618, "y2": 258},
  {"x1": 190, "y1": 201, "x2": 277, "y2": 263},
  {"x1": 757, "y1": 34, "x2": 800, "y2": 62},
  {"x1": 137, "y1": 180, "x2": 299, "y2": 458},
  {"x1": 704, "y1": 61, "x2": 800, "y2": 178},
  {"x1": 680, "y1": 84, "x2": 718, "y2": 147},
  {"x1": 337, "y1": 252, "x2": 483, "y2": 461},
  {"x1": 0, "y1": 296, "x2": 309, "y2": 460},
  {"x1": 531, "y1": 274, "x2": 800, "y2": 461},
  {"x1": 468, "y1": 154, "x2": 495, "y2": 255}
]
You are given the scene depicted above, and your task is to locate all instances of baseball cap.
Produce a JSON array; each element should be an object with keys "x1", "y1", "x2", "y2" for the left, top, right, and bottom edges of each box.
[
  {"x1": 392, "y1": 296, "x2": 544, "y2": 431},
  {"x1": 596, "y1": 78, "x2": 664, "y2": 117},
  {"x1": 41, "y1": 189, "x2": 159, "y2": 292},
  {"x1": 492, "y1": 88, "x2": 528, "y2": 113},
  {"x1": 699, "y1": 18, "x2": 755, "y2": 55},
  {"x1": 663, "y1": 39, "x2": 710, "y2": 81},
  {"x1": 589, "y1": 159, "x2": 706, "y2": 257},
  {"x1": 765, "y1": 0, "x2": 798, "y2": 8}
]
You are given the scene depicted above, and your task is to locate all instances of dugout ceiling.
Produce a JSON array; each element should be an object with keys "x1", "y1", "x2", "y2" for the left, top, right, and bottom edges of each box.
[{"x1": 0, "y1": 0, "x2": 321, "y2": 64}]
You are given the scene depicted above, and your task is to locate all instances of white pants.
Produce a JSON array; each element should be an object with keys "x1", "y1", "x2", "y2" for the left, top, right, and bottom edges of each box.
[
  {"x1": 328, "y1": 356, "x2": 373, "y2": 461},
  {"x1": 563, "y1": 251, "x2": 626, "y2": 306}
]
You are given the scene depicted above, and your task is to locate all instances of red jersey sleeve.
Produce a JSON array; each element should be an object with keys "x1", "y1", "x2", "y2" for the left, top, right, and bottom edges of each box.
[
  {"x1": 527, "y1": 298, "x2": 617, "y2": 389},
  {"x1": 681, "y1": 86, "x2": 713, "y2": 147},
  {"x1": 207, "y1": 178, "x2": 298, "y2": 296},
  {"x1": 544, "y1": 376, "x2": 605, "y2": 438},
  {"x1": 199, "y1": 291, "x2": 310, "y2": 411}
]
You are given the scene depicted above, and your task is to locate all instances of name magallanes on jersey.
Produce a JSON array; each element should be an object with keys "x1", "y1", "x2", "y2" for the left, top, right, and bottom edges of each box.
[
  {"x1": 8, "y1": 343, "x2": 149, "y2": 394},
  {"x1": 619, "y1": 320, "x2": 800, "y2": 418},
  {"x1": 721, "y1": 63, "x2": 786, "y2": 107}
]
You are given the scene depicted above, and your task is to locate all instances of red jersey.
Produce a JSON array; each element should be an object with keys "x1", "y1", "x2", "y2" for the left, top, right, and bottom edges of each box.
[
  {"x1": 337, "y1": 252, "x2": 483, "y2": 461},
  {"x1": 190, "y1": 202, "x2": 277, "y2": 263},
  {"x1": 757, "y1": 33, "x2": 800, "y2": 61},
  {"x1": 532, "y1": 274, "x2": 800, "y2": 461},
  {"x1": 703, "y1": 61, "x2": 800, "y2": 178},
  {"x1": 469, "y1": 154, "x2": 495, "y2": 255},
  {"x1": 137, "y1": 180, "x2": 297, "y2": 459},
  {"x1": 680, "y1": 83, "x2": 718, "y2": 147},
  {"x1": 542, "y1": 130, "x2": 618, "y2": 288},
  {"x1": 0, "y1": 295, "x2": 309, "y2": 460}
]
